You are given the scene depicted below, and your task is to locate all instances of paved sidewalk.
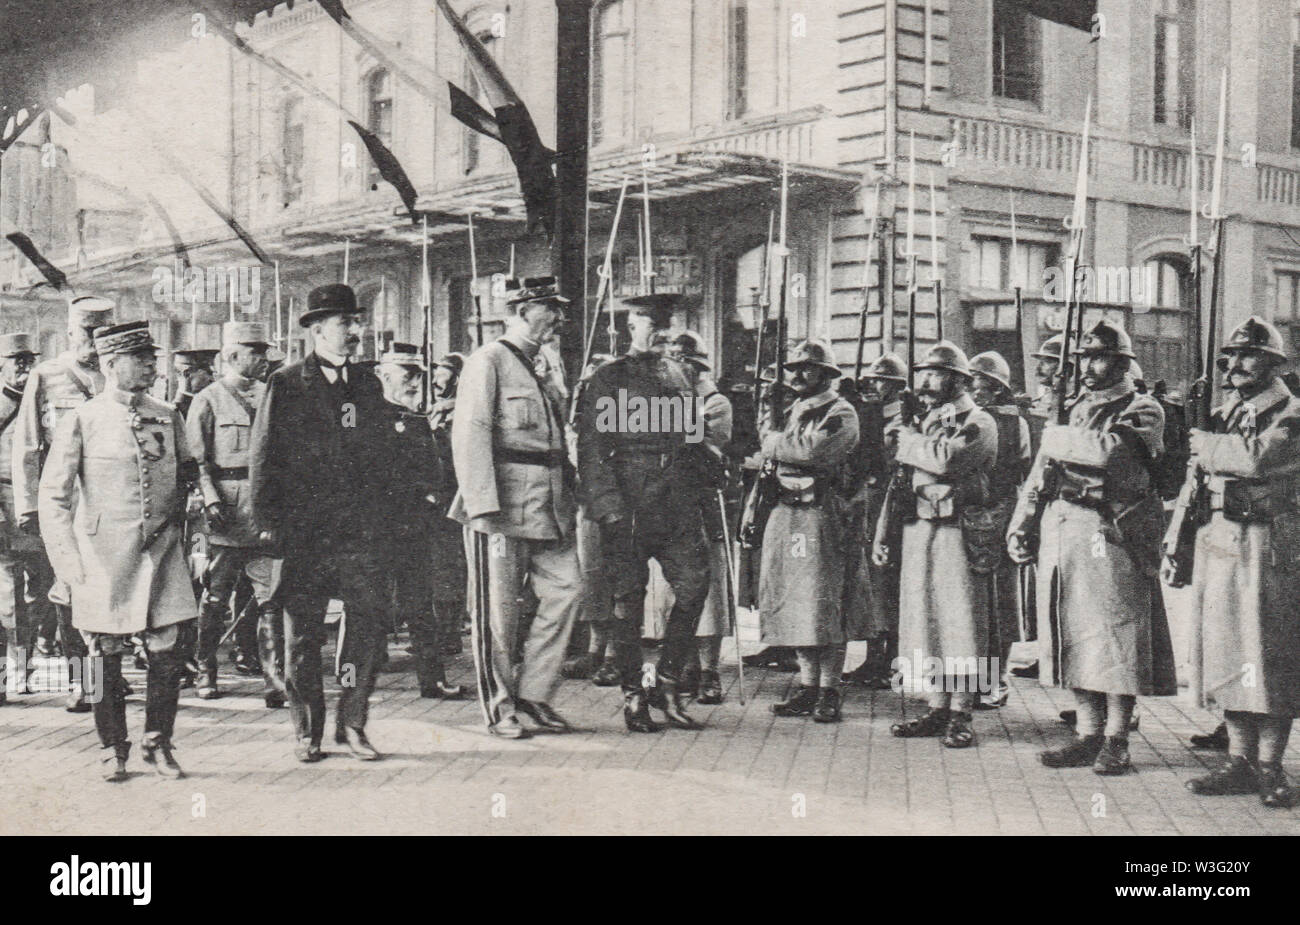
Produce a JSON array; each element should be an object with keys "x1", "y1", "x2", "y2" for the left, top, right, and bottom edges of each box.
[{"x1": 1, "y1": 639, "x2": 1297, "y2": 836}]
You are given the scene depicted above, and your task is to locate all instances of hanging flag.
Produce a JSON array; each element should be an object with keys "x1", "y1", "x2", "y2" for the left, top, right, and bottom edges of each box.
[
  {"x1": 6, "y1": 232, "x2": 68, "y2": 290},
  {"x1": 1009, "y1": 0, "x2": 1097, "y2": 32},
  {"x1": 449, "y1": 83, "x2": 503, "y2": 143},
  {"x1": 0, "y1": 103, "x2": 45, "y2": 156},
  {"x1": 347, "y1": 121, "x2": 420, "y2": 223},
  {"x1": 435, "y1": 0, "x2": 555, "y2": 236}
]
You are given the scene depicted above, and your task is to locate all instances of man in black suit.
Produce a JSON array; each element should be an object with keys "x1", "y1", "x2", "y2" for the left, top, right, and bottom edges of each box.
[{"x1": 249, "y1": 284, "x2": 394, "y2": 763}]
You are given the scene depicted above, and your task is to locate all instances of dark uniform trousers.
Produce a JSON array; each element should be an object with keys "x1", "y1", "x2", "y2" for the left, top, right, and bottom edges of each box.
[
  {"x1": 389, "y1": 533, "x2": 448, "y2": 693},
  {"x1": 198, "y1": 544, "x2": 279, "y2": 689},
  {"x1": 603, "y1": 456, "x2": 711, "y2": 690},
  {"x1": 83, "y1": 624, "x2": 184, "y2": 751},
  {"x1": 280, "y1": 547, "x2": 389, "y2": 744},
  {"x1": 0, "y1": 545, "x2": 55, "y2": 680}
]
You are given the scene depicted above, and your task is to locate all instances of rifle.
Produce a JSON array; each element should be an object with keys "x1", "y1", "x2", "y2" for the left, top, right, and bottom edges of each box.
[
  {"x1": 1166, "y1": 72, "x2": 1229, "y2": 587},
  {"x1": 751, "y1": 210, "x2": 775, "y2": 397},
  {"x1": 853, "y1": 182, "x2": 883, "y2": 381},
  {"x1": 467, "y1": 212, "x2": 484, "y2": 348},
  {"x1": 420, "y1": 215, "x2": 433, "y2": 410},
  {"x1": 739, "y1": 161, "x2": 790, "y2": 550}
]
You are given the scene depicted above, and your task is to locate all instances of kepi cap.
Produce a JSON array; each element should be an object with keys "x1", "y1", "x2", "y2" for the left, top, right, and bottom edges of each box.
[
  {"x1": 379, "y1": 342, "x2": 427, "y2": 370},
  {"x1": 68, "y1": 295, "x2": 115, "y2": 331},
  {"x1": 222, "y1": 321, "x2": 272, "y2": 348},
  {"x1": 94, "y1": 321, "x2": 158, "y2": 358},
  {"x1": 0, "y1": 333, "x2": 39, "y2": 358}
]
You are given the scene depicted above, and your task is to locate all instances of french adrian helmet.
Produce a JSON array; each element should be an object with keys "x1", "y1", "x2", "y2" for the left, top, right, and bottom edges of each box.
[
  {"x1": 861, "y1": 352, "x2": 907, "y2": 382},
  {"x1": 785, "y1": 339, "x2": 841, "y2": 376},
  {"x1": 669, "y1": 330, "x2": 711, "y2": 370},
  {"x1": 913, "y1": 340, "x2": 973, "y2": 378},
  {"x1": 1221, "y1": 316, "x2": 1287, "y2": 361},
  {"x1": 1032, "y1": 334, "x2": 1068, "y2": 361},
  {"x1": 1073, "y1": 320, "x2": 1136, "y2": 358},
  {"x1": 969, "y1": 351, "x2": 1013, "y2": 391}
]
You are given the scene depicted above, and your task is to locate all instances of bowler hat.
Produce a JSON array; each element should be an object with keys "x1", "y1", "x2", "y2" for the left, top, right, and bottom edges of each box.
[{"x1": 299, "y1": 284, "x2": 366, "y2": 327}]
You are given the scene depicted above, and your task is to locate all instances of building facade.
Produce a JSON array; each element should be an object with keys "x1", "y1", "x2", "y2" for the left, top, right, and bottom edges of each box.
[{"x1": 3, "y1": 0, "x2": 1300, "y2": 398}]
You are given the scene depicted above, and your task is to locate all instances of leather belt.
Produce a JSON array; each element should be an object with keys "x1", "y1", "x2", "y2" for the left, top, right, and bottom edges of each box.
[
  {"x1": 496, "y1": 447, "x2": 566, "y2": 468},
  {"x1": 211, "y1": 466, "x2": 249, "y2": 480}
]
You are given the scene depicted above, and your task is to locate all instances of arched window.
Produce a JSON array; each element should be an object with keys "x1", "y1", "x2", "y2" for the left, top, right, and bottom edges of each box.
[
  {"x1": 366, "y1": 69, "x2": 393, "y2": 188},
  {"x1": 592, "y1": 0, "x2": 631, "y2": 146},
  {"x1": 281, "y1": 97, "x2": 304, "y2": 207}
]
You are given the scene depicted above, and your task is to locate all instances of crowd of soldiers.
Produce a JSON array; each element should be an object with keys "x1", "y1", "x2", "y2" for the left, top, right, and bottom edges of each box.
[{"x1": 0, "y1": 276, "x2": 1296, "y2": 812}]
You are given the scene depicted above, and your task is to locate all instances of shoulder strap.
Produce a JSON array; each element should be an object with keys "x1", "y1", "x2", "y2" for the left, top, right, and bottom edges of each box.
[
  {"x1": 218, "y1": 380, "x2": 258, "y2": 422},
  {"x1": 63, "y1": 364, "x2": 94, "y2": 402},
  {"x1": 497, "y1": 340, "x2": 559, "y2": 435}
]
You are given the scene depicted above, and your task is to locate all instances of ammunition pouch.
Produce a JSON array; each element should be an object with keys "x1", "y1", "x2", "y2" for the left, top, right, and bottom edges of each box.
[
  {"x1": 914, "y1": 482, "x2": 958, "y2": 524},
  {"x1": 1211, "y1": 477, "x2": 1298, "y2": 524}
]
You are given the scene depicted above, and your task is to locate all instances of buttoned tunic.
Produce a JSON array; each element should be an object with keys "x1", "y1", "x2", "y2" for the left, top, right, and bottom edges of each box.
[
  {"x1": 186, "y1": 376, "x2": 265, "y2": 547},
  {"x1": 38, "y1": 389, "x2": 197, "y2": 635}
]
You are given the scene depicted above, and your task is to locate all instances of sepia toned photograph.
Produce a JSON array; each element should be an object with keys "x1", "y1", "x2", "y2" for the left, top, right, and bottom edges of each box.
[{"x1": 0, "y1": 0, "x2": 1294, "y2": 873}]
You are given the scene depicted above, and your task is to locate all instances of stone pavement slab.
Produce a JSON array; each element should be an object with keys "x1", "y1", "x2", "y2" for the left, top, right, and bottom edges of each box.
[{"x1": 1, "y1": 642, "x2": 1298, "y2": 835}]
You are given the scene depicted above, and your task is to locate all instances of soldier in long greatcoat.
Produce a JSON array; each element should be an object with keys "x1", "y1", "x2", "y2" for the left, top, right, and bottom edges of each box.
[
  {"x1": 14, "y1": 296, "x2": 114, "y2": 712},
  {"x1": 39, "y1": 322, "x2": 198, "y2": 781},
  {"x1": 1009, "y1": 321, "x2": 1176, "y2": 776},
  {"x1": 760, "y1": 340, "x2": 859, "y2": 723},
  {"x1": 876, "y1": 342, "x2": 997, "y2": 749},
  {"x1": 968, "y1": 351, "x2": 1032, "y2": 708},
  {"x1": 1163, "y1": 317, "x2": 1300, "y2": 808},
  {"x1": 0, "y1": 334, "x2": 49, "y2": 702}
]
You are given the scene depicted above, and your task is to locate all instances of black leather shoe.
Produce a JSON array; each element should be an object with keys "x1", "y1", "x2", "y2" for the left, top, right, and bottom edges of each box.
[
  {"x1": 1190, "y1": 722, "x2": 1229, "y2": 751},
  {"x1": 488, "y1": 715, "x2": 531, "y2": 739},
  {"x1": 560, "y1": 654, "x2": 593, "y2": 680},
  {"x1": 264, "y1": 691, "x2": 286, "y2": 709},
  {"x1": 742, "y1": 647, "x2": 799, "y2": 672},
  {"x1": 591, "y1": 659, "x2": 621, "y2": 687},
  {"x1": 623, "y1": 689, "x2": 659, "y2": 733},
  {"x1": 233, "y1": 650, "x2": 261, "y2": 676},
  {"x1": 294, "y1": 739, "x2": 324, "y2": 763},
  {"x1": 697, "y1": 670, "x2": 723, "y2": 705},
  {"x1": 420, "y1": 680, "x2": 466, "y2": 700},
  {"x1": 1040, "y1": 733, "x2": 1104, "y2": 768},
  {"x1": 142, "y1": 742, "x2": 185, "y2": 779},
  {"x1": 943, "y1": 711, "x2": 975, "y2": 748},
  {"x1": 891, "y1": 708, "x2": 950, "y2": 738},
  {"x1": 654, "y1": 677, "x2": 702, "y2": 730},
  {"x1": 1258, "y1": 763, "x2": 1297, "y2": 808},
  {"x1": 1010, "y1": 661, "x2": 1039, "y2": 679},
  {"x1": 340, "y1": 727, "x2": 381, "y2": 760},
  {"x1": 65, "y1": 686, "x2": 91, "y2": 713},
  {"x1": 1187, "y1": 754, "x2": 1258, "y2": 796},
  {"x1": 517, "y1": 699, "x2": 573, "y2": 733},
  {"x1": 1093, "y1": 735, "x2": 1132, "y2": 775},
  {"x1": 101, "y1": 748, "x2": 129, "y2": 783},
  {"x1": 812, "y1": 687, "x2": 842, "y2": 723},
  {"x1": 772, "y1": 686, "x2": 819, "y2": 717}
]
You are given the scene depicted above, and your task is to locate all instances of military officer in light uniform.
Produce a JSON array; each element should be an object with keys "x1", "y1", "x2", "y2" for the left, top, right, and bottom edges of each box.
[
  {"x1": 0, "y1": 333, "x2": 49, "y2": 702},
  {"x1": 186, "y1": 322, "x2": 283, "y2": 706},
  {"x1": 1164, "y1": 318, "x2": 1300, "y2": 808},
  {"x1": 450, "y1": 277, "x2": 581, "y2": 739},
  {"x1": 39, "y1": 322, "x2": 198, "y2": 782},
  {"x1": 14, "y1": 296, "x2": 114, "y2": 712}
]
